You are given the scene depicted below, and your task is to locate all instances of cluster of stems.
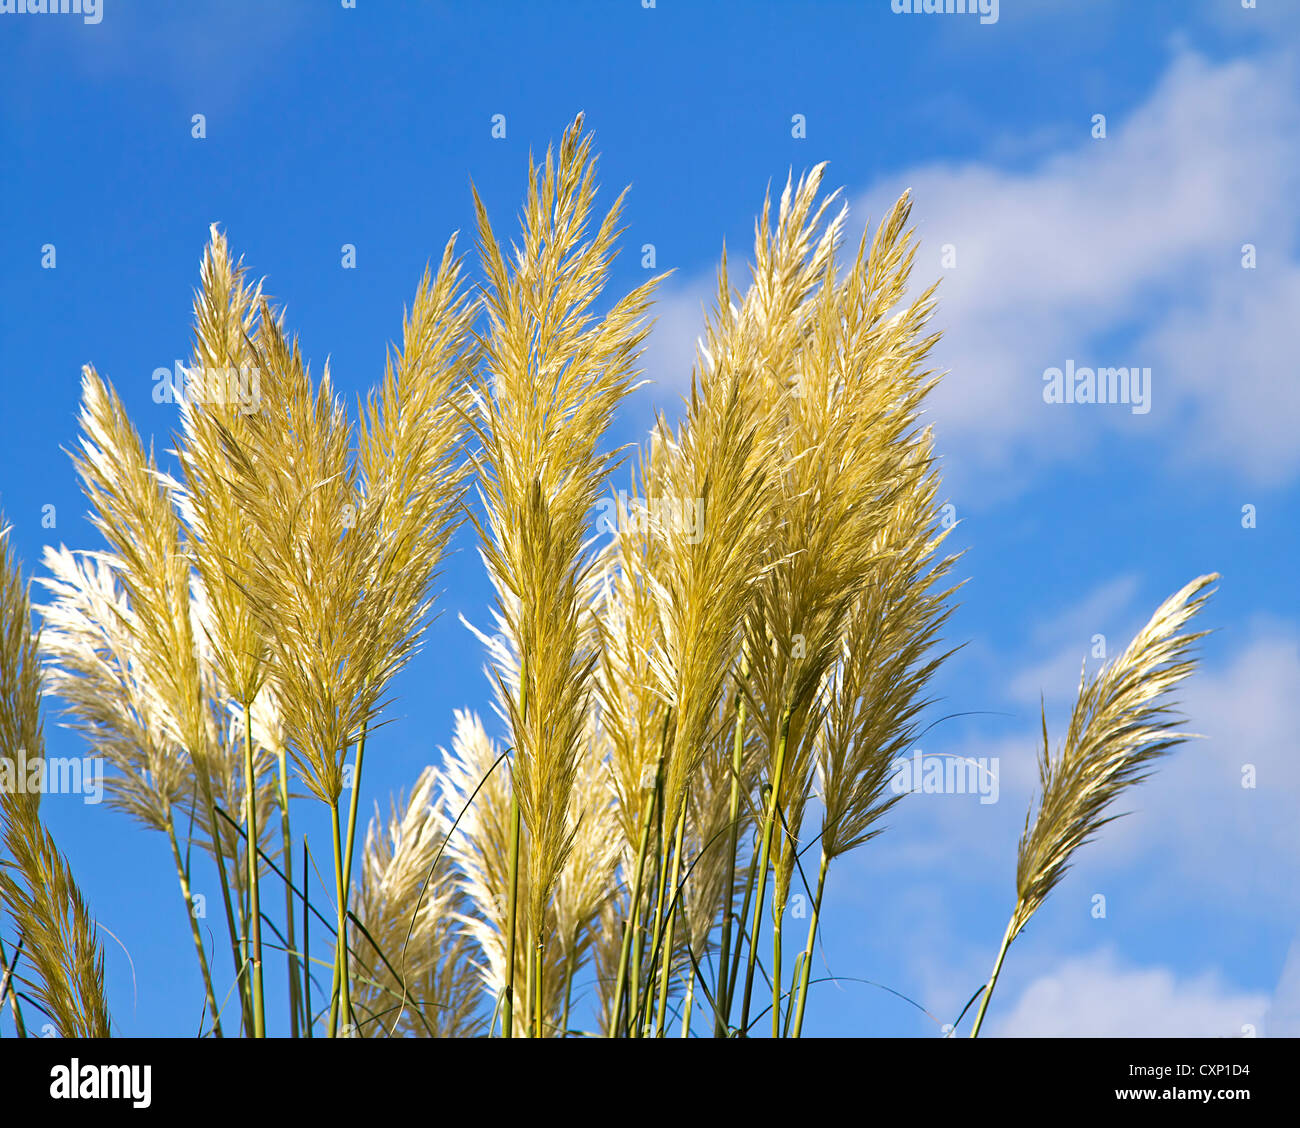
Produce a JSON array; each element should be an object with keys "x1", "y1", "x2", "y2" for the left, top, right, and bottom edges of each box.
[
  {"x1": 149, "y1": 653, "x2": 845, "y2": 1040},
  {"x1": 161, "y1": 710, "x2": 379, "y2": 1039},
  {"x1": 596, "y1": 680, "x2": 834, "y2": 1039}
]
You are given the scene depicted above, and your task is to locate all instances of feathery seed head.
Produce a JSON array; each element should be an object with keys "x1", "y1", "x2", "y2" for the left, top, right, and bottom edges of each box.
[{"x1": 1012, "y1": 573, "x2": 1219, "y2": 938}]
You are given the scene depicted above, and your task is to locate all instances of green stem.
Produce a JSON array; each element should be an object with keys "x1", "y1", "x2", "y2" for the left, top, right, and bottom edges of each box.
[
  {"x1": 970, "y1": 916, "x2": 1016, "y2": 1038},
  {"x1": 534, "y1": 934, "x2": 545, "y2": 1038},
  {"x1": 523, "y1": 915, "x2": 534, "y2": 1037},
  {"x1": 329, "y1": 800, "x2": 351, "y2": 1037},
  {"x1": 715, "y1": 672, "x2": 747, "y2": 1036},
  {"x1": 640, "y1": 764, "x2": 670, "y2": 1037},
  {"x1": 503, "y1": 791, "x2": 521, "y2": 1038},
  {"x1": 790, "y1": 849, "x2": 829, "y2": 1038},
  {"x1": 302, "y1": 837, "x2": 312, "y2": 1038},
  {"x1": 276, "y1": 748, "x2": 301, "y2": 1039},
  {"x1": 783, "y1": 955, "x2": 801, "y2": 1039},
  {"x1": 654, "y1": 802, "x2": 687, "y2": 1037},
  {"x1": 740, "y1": 705, "x2": 792, "y2": 1035},
  {"x1": 680, "y1": 962, "x2": 695, "y2": 1037},
  {"x1": 504, "y1": 662, "x2": 529, "y2": 1038},
  {"x1": 623, "y1": 800, "x2": 654, "y2": 1036},
  {"x1": 328, "y1": 728, "x2": 368, "y2": 1035},
  {"x1": 610, "y1": 920, "x2": 630, "y2": 1035},
  {"x1": 341, "y1": 727, "x2": 367, "y2": 915},
  {"x1": 167, "y1": 817, "x2": 223, "y2": 1037},
  {"x1": 242, "y1": 700, "x2": 265, "y2": 1038},
  {"x1": 772, "y1": 895, "x2": 783, "y2": 1038},
  {"x1": 199, "y1": 770, "x2": 251, "y2": 1034},
  {"x1": 0, "y1": 936, "x2": 27, "y2": 1037},
  {"x1": 610, "y1": 712, "x2": 669, "y2": 1037},
  {"x1": 724, "y1": 842, "x2": 760, "y2": 1032},
  {"x1": 325, "y1": 726, "x2": 368, "y2": 1039}
]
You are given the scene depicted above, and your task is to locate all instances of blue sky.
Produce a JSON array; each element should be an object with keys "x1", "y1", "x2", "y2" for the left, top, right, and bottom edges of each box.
[{"x1": 1, "y1": 0, "x2": 1297, "y2": 1036}]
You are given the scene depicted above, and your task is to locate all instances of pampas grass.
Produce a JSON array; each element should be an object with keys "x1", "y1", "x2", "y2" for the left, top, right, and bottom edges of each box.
[
  {"x1": 0, "y1": 522, "x2": 111, "y2": 1037},
  {"x1": 0, "y1": 115, "x2": 1221, "y2": 1040},
  {"x1": 967, "y1": 573, "x2": 1218, "y2": 1036},
  {"x1": 351, "y1": 766, "x2": 481, "y2": 1037},
  {"x1": 466, "y1": 113, "x2": 661, "y2": 1034}
]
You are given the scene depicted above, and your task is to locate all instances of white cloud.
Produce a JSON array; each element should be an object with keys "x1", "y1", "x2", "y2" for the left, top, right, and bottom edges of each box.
[
  {"x1": 1006, "y1": 574, "x2": 1140, "y2": 705},
  {"x1": 1087, "y1": 624, "x2": 1300, "y2": 910},
  {"x1": 1265, "y1": 934, "x2": 1300, "y2": 1037},
  {"x1": 637, "y1": 278, "x2": 716, "y2": 416},
  {"x1": 993, "y1": 948, "x2": 1268, "y2": 1037},
  {"x1": 850, "y1": 49, "x2": 1300, "y2": 498},
  {"x1": 1137, "y1": 265, "x2": 1300, "y2": 486}
]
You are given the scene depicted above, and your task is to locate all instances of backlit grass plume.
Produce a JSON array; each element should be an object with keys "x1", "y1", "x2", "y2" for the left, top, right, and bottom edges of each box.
[
  {"x1": 36, "y1": 543, "x2": 279, "y2": 1038},
  {"x1": 467, "y1": 112, "x2": 661, "y2": 1034},
  {"x1": 436, "y1": 709, "x2": 525, "y2": 1029},
  {"x1": 968, "y1": 573, "x2": 1219, "y2": 1036},
  {"x1": 70, "y1": 368, "x2": 212, "y2": 779},
  {"x1": 36, "y1": 544, "x2": 189, "y2": 833},
  {"x1": 0, "y1": 522, "x2": 111, "y2": 1037},
  {"x1": 205, "y1": 230, "x2": 472, "y2": 1033},
  {"x1": 437, "y1": 707, "x2": 588, "y2": 1036},
  {"x1": 351, "y1": 766, "x2": 482, "y2": 1038},
  {"x1": 736, "y1": 182, "x2": 948, "y2": 1036},
  {"x1": 51, "y1": 365, "x2": 272, "y2": 1034}
]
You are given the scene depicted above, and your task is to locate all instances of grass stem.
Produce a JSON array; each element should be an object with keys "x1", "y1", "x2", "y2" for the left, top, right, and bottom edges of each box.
[
  {"x1": 503, "y1": 790, "x2": 521, "y2": 1037},
  {"x1": 242, "y1": 699, "x2": 265, "y2": 1037},
  {"x1": 654, "y1": 802, "x2": 687, "y2": 1037},
  {"x1": 724, "y1": 841, "x2": 760, "y2": 1032},
  {"x1": 680, "y1": 962, "x2": 695, "y2": 1037},
  {"x1": 329, "y1": 800, "x2": 351, "y2": 1036},
  {"x1": 740, "y1": 705, "x2": 791, "y2": 1035},
  {"x1": 167, "y1": 817, "x2": 222, "y2": 1037},
  {"x1": 302, "y1": 836, "x2": 312, "y2": 1038},
  {"x1": 0, "y1": 936, "x2": 27, "y2": 1036},
  {"x1": 715, "y1": 673, "x2": 747, "y2": 1036},
  {"x1": 534, "y1": 936, "x2": 544, "y2": 1038},
  {"x1": 790, "y1": 849, "x2": 829, "y2": 1038},
  {"x1": 200, "y1": 771, "x2": 251, "y2": 1034},
  {"x1": 610, "y1": 713, "x2": 669, "y2": 1037},
  {"x1": 276, "y1": 748, "x2": 301, "y2": 1038},
  {"x1": 969, "y1": 916, "x2": 1015, "y2": 1038}
]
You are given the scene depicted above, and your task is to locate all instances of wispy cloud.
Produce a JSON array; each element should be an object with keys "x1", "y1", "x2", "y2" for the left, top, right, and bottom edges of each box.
[
  {"x1": 1086, "y1": 625, "x2": 1300, "y2": 911},
  {"x1": 1265, "y1": 934, "x2": 1300, "y2": 1037},
  {"x1": 1006, "y1": 574, "x2": 1141, "y2": 705},
  {"x1": 853, "y1": 49, "x2": 1300, "y2": 499},
  {"x1": 636, "y1": 276, "x2": 715, "y2": 416},
  {"x1": 992, "y1": 948, "x2": 1268, "y2": 1037}
]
